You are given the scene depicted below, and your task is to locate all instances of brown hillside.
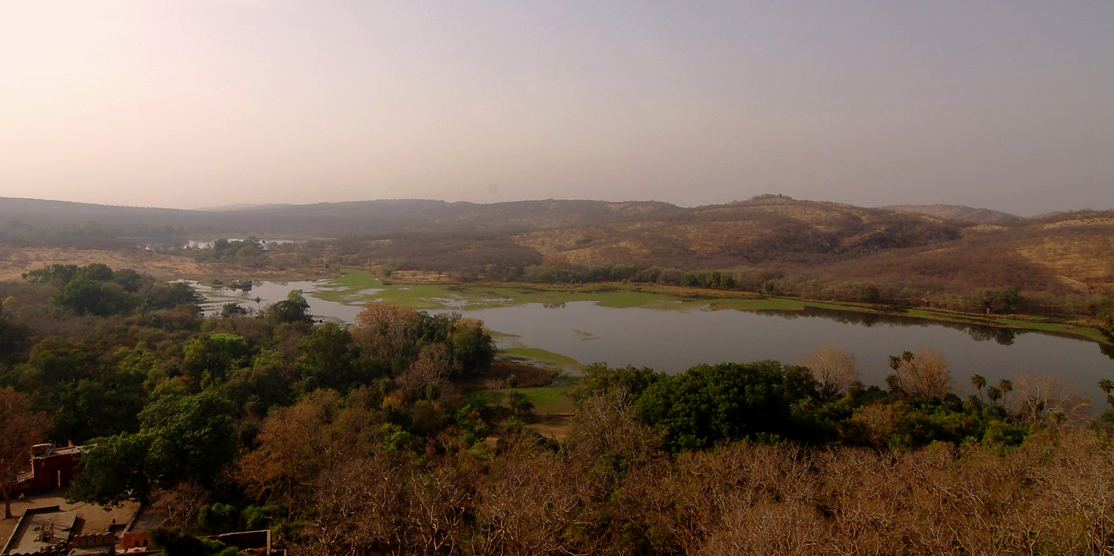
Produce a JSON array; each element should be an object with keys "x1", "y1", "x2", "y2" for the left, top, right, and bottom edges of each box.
[
  {"x1": 2, "y1": 195, "x2": 1112, "y2": 299},
  {"x1": 886, "y1": 204, "x2": 1019, "y2": 224},
  {"x1": 513, "y1": 195, "x2": 960, "y2": 268}
]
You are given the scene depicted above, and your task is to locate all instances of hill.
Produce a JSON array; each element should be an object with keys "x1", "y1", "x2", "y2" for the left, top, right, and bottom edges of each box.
[
  {"x1": 885, "y1": 204, "x2": 1019, "y2": 224},
  {"x1": 1, "y1": 195, "x2": 1111, "y2": 301}
]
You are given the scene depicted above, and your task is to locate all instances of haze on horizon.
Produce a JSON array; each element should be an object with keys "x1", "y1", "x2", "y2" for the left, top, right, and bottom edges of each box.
[{"x1": 2, "y1": 1, "x2": 1112, "y2": 216}]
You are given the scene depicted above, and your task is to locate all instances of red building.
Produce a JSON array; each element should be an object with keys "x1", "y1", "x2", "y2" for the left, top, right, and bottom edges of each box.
[{"x1": 14, "y1": 443, "x2": 85, "y2": 495}]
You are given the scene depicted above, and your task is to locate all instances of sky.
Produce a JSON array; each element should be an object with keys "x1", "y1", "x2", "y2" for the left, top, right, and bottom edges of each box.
[{"x1": 1, "y1": 1, "x2": 1112, "y2": 215}]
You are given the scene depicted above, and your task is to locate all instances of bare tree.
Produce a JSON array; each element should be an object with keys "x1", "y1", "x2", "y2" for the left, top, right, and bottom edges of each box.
[
  {"x1": 1008, "y1": 374, "x2": 1090, "y2": 426},
  {"x1": 149, "y1": 482, "x2": 209, "y2": 529},
  {"x1": 238, "y1": 389, "x2": 378, "y2": 507},
  {"x1": 298, "y1": 454, "x2": 408, "y2": 556},
  {"x1": 396, "y1": 344, "x2": 451, "y2": 402},
  {"x1": 888, "y1": 348, "x2": 953, "y2": 400},
  {"x1": 405, "y1": 465, "x2": 471, "y2": 554},
  {"x1": 470, "y1": 435, "x2": 599, "y2": 556},
  {"x1": 351, "y1": 302, "x2": 419, "y2": 363},
  {"x1": 0, "y1": 387, "x2": 51, "y2": 519},
  {"x1": 797, "y1": 345, "x2": 859, "y2": 400}
]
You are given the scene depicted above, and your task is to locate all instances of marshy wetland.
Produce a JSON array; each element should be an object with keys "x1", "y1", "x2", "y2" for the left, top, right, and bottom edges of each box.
[{"x1": 193, "y1": 270, "x2": 1114, "y2": 406}]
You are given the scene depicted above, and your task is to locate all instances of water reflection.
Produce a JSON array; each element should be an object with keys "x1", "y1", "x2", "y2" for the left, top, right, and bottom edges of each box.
[
  {"x1": 758, "y1": 307, "x2": 1020, "y2": 346},
  {"x1": 190, "y1": 279, "x2": 1114, "y2": 403},
  {"x1": 1102, "y1": 343, "x2": 1114, "y2": 360}
]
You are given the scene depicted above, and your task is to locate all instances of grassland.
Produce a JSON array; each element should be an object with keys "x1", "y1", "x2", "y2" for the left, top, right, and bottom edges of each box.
[
  {"x1": 493, "y1": 381, "x2": 578, "y2": 415},
  {"x1": 498, "y1": 347, "x2": 583, "y2": 369}
]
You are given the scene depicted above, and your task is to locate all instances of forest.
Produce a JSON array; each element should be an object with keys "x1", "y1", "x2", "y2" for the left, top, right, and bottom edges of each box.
[{"x1": 2, "y1": 264, "x2": 1114, "y2": 555}]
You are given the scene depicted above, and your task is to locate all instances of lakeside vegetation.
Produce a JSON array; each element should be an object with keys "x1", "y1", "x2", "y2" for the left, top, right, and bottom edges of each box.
[
  {"x1": 2, "y1": 264, "x2": 1114, "y2": 555},
  {"x1": 312, "y1": 268, "x2": 1113, "y2": 346}
]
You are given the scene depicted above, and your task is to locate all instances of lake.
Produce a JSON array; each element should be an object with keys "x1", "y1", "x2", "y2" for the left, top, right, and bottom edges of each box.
[{"x1": 189, "y1": 278, "x2": 1114, "y2": 405}]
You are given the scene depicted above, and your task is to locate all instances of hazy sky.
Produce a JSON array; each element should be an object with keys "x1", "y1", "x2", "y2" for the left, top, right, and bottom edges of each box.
[{"x1": 2, "y1": 1, "x2": 1112, "y2": 214}]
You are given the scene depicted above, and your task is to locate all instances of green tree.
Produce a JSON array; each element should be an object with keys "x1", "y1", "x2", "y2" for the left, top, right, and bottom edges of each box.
[
  {"x1": 65, "y1": 432, "x2": 153, "y2": 506},
  {"x1": 74, "y1": 263, "x2": 114, "y2": 282},
  {"x1": 141, "y1": 392, "x2": 237, "y2": 486},
  {"x1": 220, "y1": 303, "x2": 248, "y2": 319},
  {"x1": 572, "y1": 363, "x2": 660, "y2": 406},
  {"x1": 0, "y1": 315, "x2": 29, "y2": 364},
  {"x1": 295, "y1": 323, "x2": 363, "y2": 392},
  {"x1": 971, "y1": 373, "x2": 987, "y2": 403},
  {"x1": 52, "y1": 278, "x2": 138, "y2": 316},
  {"x1": 448, "y1": 317, "x2": 495, "y2": 376},
  {"x1": 69, "y1": 392, "x2": 237, "y2": 505},
  {"x1": 1100, "y1": 379, "x2": 1114, "y2": 410},
  {"x1": 998, "y1": 379, "x2": 1013, "y2": 406},
  {"x1": 986, "y1": 385, "x2": 1003, "y2": 405},
  {"x1": 266, "y1": 289, "x2": 313, "y2": 325},
  {"x1": 181, "y1": 333, "x2": 251, "y2": 389},
  {"x1": 148, "y1": 527, "x2": 245, "y2": 556},
  {"x1": 636, "y1": 361, "x2": 797, "y2": 452}
]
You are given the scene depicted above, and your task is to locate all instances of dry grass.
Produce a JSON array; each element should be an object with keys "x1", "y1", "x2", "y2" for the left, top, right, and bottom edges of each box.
[
  {"x1": 382, "y1": 269, "x2": 457, "y2": 284},
  {"x1": 454, "y1": 359, "x2": 559, "y2": 391},
  {"x1": 1014, "y1": 235, "x2": 1114, "y2": 293},
  {"x1": 0, "y1": 246, "x2": 331, "y2": 282},
  {"x1": 524, "y1": 414, "x2": 574, "y2": 440}
]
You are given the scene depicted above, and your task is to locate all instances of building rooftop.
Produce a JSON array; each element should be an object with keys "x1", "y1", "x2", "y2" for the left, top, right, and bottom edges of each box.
[
  {"x1": 1, "y1": 506, "x2": 78, "y2": 555},
  {"x1": 1, "y1": 492, "x2": 140, "y2": 556}
]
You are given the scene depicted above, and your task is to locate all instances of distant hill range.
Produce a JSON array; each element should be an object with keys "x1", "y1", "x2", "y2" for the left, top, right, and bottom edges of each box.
[
  {"x1": 1, "y1": 194, "x2": 1111, "y2": 295},
  {"x1": 0, "y1": 195, "x2": 1019, "y2": 234},
  {"x1": 884, "y1": 204, "x2": 1019, "y2": 224}
]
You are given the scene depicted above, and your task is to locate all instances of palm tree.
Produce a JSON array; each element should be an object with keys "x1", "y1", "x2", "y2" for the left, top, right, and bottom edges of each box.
[
  {"x1": 889, "y1": 355, "x2": 902, "y2": 371},
  {"x1": 1100, "y1": 379, "x2": 1114, "y2": 410},
  {"x1": 885, "y1": 373, "x2": 903, "y2": 393},
  {"x1": 971, "y1": 374, "x2": 987, "y2": 403},
  {"x1": 986, "y1": 385, "x2": 1002, "y2": 405},
  {"x1": 1099, "y1": 379, "x2": 1114, "y2": 395},
  {"x1": 998, "y1": 379, "x2": 1013, "y2": 406}
]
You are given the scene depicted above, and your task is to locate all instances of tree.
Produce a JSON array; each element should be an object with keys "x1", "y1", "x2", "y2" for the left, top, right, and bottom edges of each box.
[
  {"x1": 998, "y1": 379, "x2": 1013, "y2": 406},
  {"x1": 266, "y1": 289, "x2": 313, "y2": 325},
  {"x1": 219, "y1": 303, "x2": 248, "y2": 319},
  {"x1": 572, "y1": 363, "x2": 661, "y2": 406},
  {"x1": 69, "y1": 392, "x2": 237, "y2": 505},
  {"x1": 238, "y1": 389, "x2": 379, "y2": 507},
  {"x1": 1008, "y1": 374, "x2": 1089, "y2": 425},
  {"x1": 636, "y1": 361, "x2": 798, "y2": 452},
  {"x1": 971, "y1": 373, "x2": 987, "y2": 403},
  {"x1": 888, "y1": 349, "x2": 952, "y2": 400},
  {"x1": 986, "y1": 385, "x2": 1002, "y2": 405},
  {"x1": 65, "y1": 432, "x2": 153, "y2": 507},
  {"x1": 148, "y1": 527, "x2": 243, "y2": 556},
  {"x1": 140, "y1": 392, "x2": 238, "y2": 486},
  {"x1": 352, "y1": 302, "x2": 419, "y2": 367},
  {"x1": 295, "y1": 323, "x2": 365, "y2": 392},
  {"x1": 0, "y1": 315, "x2": 29, "y2": 364},
  {"x1": 397, "y1": 344, "x2": 451, "y2": 402},
  {"x1": 1099, "y1": 379, "x2": 1113, "y2": 396},
  {"x1": 448, "y1": 318, "x2": 495, "y2": 376},
  {"x1": 0, "y1": 387, "x2": 52, "y2": 519},
  {"x1": 797, "y1": 346, "x2": 859, "y2": 401},
  {"x1": 52, "y1": 278, "x2": 137, "y2": 316},
  {"x1": 181, "y1": 333, "x2": 250, "y2": 389}
]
